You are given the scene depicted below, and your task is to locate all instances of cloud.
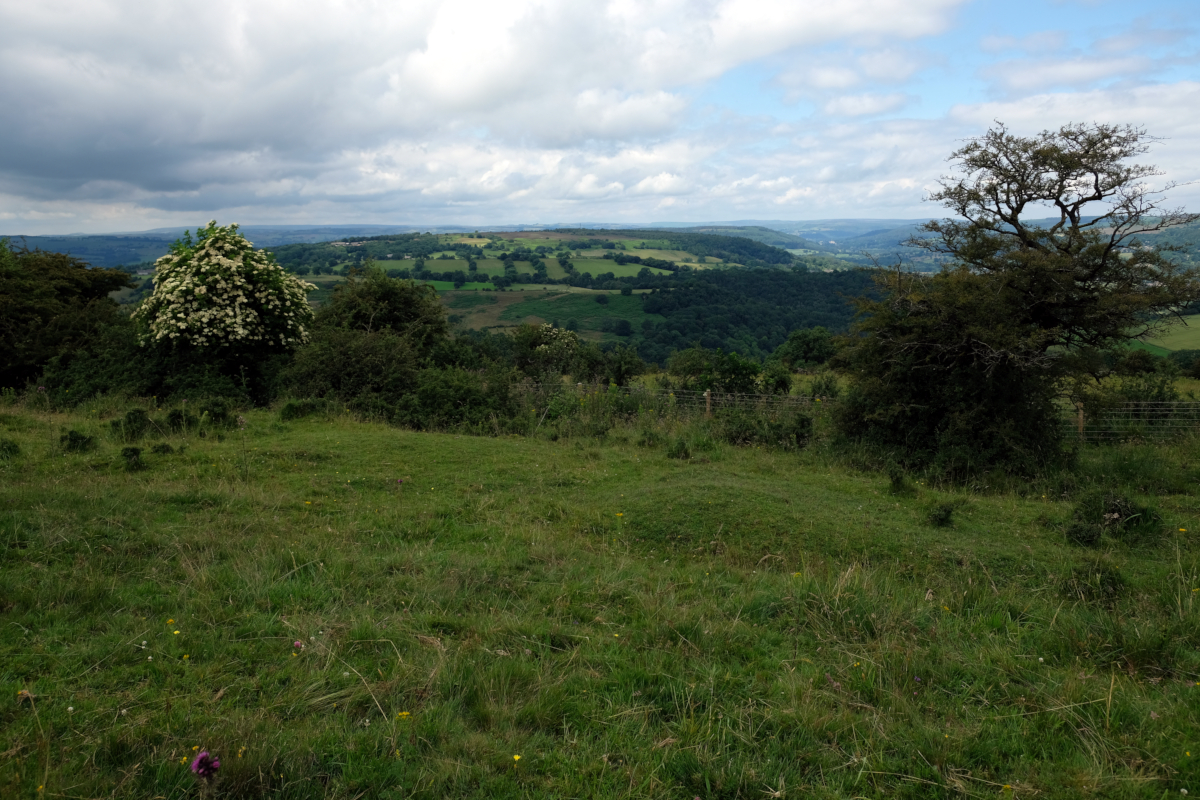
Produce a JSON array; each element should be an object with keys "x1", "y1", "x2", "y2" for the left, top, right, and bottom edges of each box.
[
  {"x1": 823, "y1": 92, "x2": 909, "y2": 117},
  {"x1": 0, "y1": 0, "x2": 972, "y2": 231},
  {"x1": 982, "y1": 55, "x2": 1154, "y2": 93},
  {"x1": 2, "y1": 0, "x2": 1197, "y2": 232}
]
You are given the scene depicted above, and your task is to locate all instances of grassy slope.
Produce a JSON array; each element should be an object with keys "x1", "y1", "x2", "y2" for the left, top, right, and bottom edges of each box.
[
  {"x1": 2, "y1": 403, "x2": 1200, "y2": 798},
  {"x1": 1146, "y1": 315, "x2": 1200, "y2": 352}
]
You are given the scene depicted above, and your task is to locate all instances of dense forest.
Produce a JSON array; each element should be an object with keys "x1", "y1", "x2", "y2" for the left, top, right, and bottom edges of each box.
[{"x1": 636, "y1": 268, "x2": 872, "y2": 362}]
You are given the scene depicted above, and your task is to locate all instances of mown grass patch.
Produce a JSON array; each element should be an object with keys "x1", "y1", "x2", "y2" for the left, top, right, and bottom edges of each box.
[{"x1": 1, "y1": 406, "x2": 1199, "y2": 798}]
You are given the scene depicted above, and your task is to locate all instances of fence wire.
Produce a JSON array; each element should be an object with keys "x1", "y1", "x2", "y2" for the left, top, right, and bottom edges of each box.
[
  {"x1": 520, "y1": 383, "x2": 821, "y2": 415},
  {"x1": 1065, "y1": 402, "x2": 1200, "y2": 443},
  {"x1": 519, "y1": 383, "x2": 1200, "y2": 442}
]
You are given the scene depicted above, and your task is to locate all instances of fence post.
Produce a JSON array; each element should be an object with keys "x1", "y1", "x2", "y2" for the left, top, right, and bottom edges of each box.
[
  {"x1": 704, "y1": 390, "x2": 712, "y2": 419},
  {"x1": 1077, "y1": 404, "x2": 1085, "y2": 442}
]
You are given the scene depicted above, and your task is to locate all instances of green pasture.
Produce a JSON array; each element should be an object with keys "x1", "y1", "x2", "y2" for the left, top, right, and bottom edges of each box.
[
  {"x1": 498, "y1": 291, "x2": 660, "y2": 332},
  {"x1": 1146, "y1": 315, "x2": 1200, "y2": 351},
  {"x1": 568, "y1": 258, "x2": 673, "y2": 278},
  {"x1": 2, "y1": 400, "x2": 1199, "y2": 798}
]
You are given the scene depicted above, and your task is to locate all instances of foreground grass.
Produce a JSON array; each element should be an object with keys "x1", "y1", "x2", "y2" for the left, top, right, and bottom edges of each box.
[{"x1": 2, "y1": 406, "x2": 1199, "y2": 799}]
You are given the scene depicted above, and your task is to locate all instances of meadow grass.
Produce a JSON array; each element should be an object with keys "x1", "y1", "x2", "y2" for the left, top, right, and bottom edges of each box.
[
  {"x1": 1146, "y1": 315, "x2": 1200, "y2": 352},
  {"x1": 2, "y1": 402, "x2": 1199, "y2": 799},
  {"x1": 498, "y1": 293, "x2": 659, "y2": 331}
]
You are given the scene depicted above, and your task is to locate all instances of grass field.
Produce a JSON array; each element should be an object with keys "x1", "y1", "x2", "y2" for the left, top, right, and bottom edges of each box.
[
  {"x1": 497, "y1": 292, "x2": 661, "y2": 338},
  {"x1": 1146, "y1": 315, "x2": 1200, "y2": 351},
  {"x1": 3, "y1": 399, "x2": 1200, "y2": 799},
  {"x1": 566, "y1": 258, "x2": 674, "y2": 278}
]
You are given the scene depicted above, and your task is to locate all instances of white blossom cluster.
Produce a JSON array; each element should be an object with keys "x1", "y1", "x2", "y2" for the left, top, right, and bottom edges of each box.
[
  {"x1": 534, "y1": 323, "x2": 580, "y2": 370},
  {"x1": 133, "y1": 221, "x2": 315, "y2": 351}
]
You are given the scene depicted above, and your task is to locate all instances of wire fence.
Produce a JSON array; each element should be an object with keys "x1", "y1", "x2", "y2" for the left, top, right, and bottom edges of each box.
[
  {"x1": 518, "y1": 382, "x2": 1200, "y2": 443},
  {"x1": 1066, "y1": 402, "x2": 1200, "y2": 443},
  {"x1": 519, "y1": 382, "x2": 821, "y2": 416}
]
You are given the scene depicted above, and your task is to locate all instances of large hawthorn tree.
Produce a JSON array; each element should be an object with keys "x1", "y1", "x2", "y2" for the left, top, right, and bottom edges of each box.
[{"x1": 835, "y1": 122, "x2": 1200, "y2": 477}]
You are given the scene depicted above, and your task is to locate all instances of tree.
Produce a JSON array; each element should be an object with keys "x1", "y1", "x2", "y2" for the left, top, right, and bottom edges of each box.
[
  {"x1": 775, "y1": 326, "x2": 835, "y2": 369},
  {"x1": 0, "y1": 241, "x2": 132, "y2": 388},
  {"x1": 133, "y1": 221, "x2": 314, "y2": 354},
  {"x1": 836, "y1": 122, "x2": 1200, "y2": 476},
  {"x1": 315, "y1": 265, "x2": 448, "y2": 356}
]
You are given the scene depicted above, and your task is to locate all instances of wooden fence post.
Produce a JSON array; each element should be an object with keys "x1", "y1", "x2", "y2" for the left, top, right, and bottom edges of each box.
[
  {"x1": 704, "y1": 389, "x2": 712, "y2": 419},
  {"x1": 1077, "y1": 404, "x2": 1085, "y2": 441}
]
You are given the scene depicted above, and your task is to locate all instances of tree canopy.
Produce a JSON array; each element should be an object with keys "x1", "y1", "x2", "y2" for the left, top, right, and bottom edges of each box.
[
  {"x1": 133, "y1": 221, "x2": 315, "y2": 354},
  {"x1": 0, "y1": 240, "x2": 132, "y2": 388},
  {"x1": 836, "y1": 122, "x2": 1200, "y2": 476}
]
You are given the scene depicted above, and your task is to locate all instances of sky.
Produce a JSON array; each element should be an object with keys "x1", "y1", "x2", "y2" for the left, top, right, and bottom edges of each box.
[{"x1": 1, "y1": 0, "x2": 1198, "y2": 234}]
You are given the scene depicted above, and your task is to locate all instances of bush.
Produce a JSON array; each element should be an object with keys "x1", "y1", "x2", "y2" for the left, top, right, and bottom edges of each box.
[
  {"x1": 60, "y1": 430, "x2": 94, "y2": 453},
  {"x1": 808, "y1": 372, "x2": 840, "y2": 400},
  {"x1": 886, "y1": 464, "x2": 914, "y2": 496},
  {"x1": 121, "y1": 446, "x2": 144, "y2": 471},
  {"x1": 110, "y1": 409, "x2": 152, "y2": 442},
  {"x1": 833, "y1": 269, "x2": 1069, "y2": 480},
  {"x1": 926, "y1": 502, "x2": 955, "y2": 527},
  {"x1": 713, "y1": 408, "x2": 812, "y2": 450},
  {"x1": 166, "y1": 408, "x2": 199, "y2": 432},
  {"x1": 1066, "y1": 488, "x2": 1162, "y2": 547},
  {"x1": 132, "y1": 221, "x2": 315, "y2": 354},
  {"x1": 198, "y1": 400, "x2": 235, "y2": 429},
  {"x1": 666, "y1": 437, "x2": 691, "y2": 460},
  {"x1": 394, "y1": 367, "x2": 523, "y2": 432},
  {"x1": 1062, "y1": 557, "x2": 1126, "y2": 607},
  {"x1": 315, "y1": 268, "x2": 448, "y2": 356},
  {"x1": 281, "y1": 329, "x2": 419, "y2": 421},
  {"x1": 279, "y1": 399, "x2": 330, "y2": 421}
]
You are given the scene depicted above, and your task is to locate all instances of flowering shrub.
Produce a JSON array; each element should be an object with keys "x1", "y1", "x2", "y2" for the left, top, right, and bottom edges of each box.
[{"x1": 133, "y1": 221, "x2": 315, "y2": 352}]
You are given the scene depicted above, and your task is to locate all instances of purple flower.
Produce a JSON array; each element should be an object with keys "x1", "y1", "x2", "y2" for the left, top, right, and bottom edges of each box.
[
  {"x1": 191, "y1": 751, "x2": 220, "y2": 780},
  {"x1": 397, "y1": 479, "x2": 404, "y2": 485},
  {"x1": 914, "y1": 677, "x2": 921, "y2": 682},
  {"x1": 37, "y1": 386, "x2": 46, "y2": 393},
  {"x1": 294, "y1": 640, "x2": 303, "y2": 648}
]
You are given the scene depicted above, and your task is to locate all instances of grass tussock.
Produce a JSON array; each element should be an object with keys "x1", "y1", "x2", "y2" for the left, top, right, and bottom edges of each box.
[{"x1": 1, "y1": 400, "x2": 1199, "y2": 798}]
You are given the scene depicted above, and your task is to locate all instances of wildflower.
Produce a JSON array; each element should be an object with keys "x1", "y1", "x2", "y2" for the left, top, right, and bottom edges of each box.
[
  {"x1": 174, "y1": 631, "x2": 180, "y2": 635},
  {"x1": 168, "y1": 619, "x2": 174, "y2": 624},
  {"x1": 513, "y1": 755, "x2": 521, "y2": 762},
  {"x1": 67, "y1": 706, "x2": 74, "y2": 713},
  {"x1": 148, "y1": 656, "x2": 153, "y2": 661},
  {"x1": 183, "y1": 655, "x2": 189, "y2": 660},
  {"x1": 397, "y1": 711, "x2": 410, "y2": 718},
  {"x1": 293, "y1": 641, "x2": 303, "y2": 649},
  {"x1": 191, "y1": 751, "x2": 220, "y2": 780},
  {"x1": 1038, "y1": 657, "x2": 1044, "y2": 663},
  {"x1": 616, "y1": 513, "x2": 623, "y2": 517}
]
